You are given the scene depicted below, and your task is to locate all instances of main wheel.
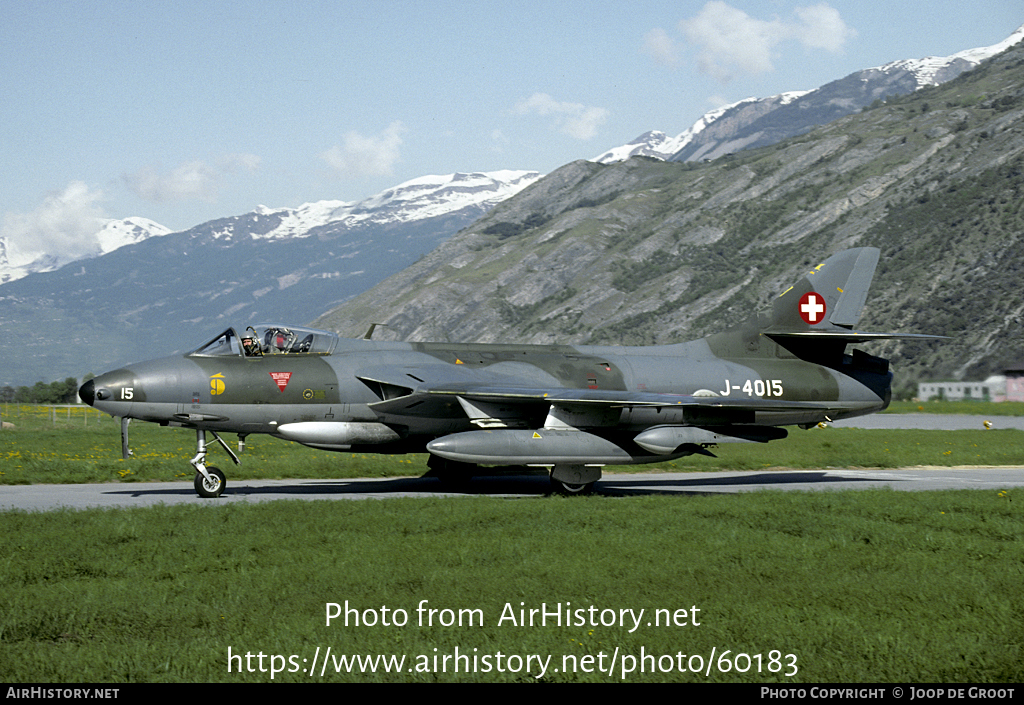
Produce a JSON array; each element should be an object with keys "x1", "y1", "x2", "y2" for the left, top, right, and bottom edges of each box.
[
  {"x1": 194, "y1": 466, "x2": 226, "y2": 498},
  {"x1": 551, "y1": 478, "x2": 594, "y2": 495},
  {"x1": 427, "y1": 456, "x2": 475, "y2": 488}
]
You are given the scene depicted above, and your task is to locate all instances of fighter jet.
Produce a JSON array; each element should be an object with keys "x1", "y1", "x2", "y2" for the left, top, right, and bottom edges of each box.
[{"x1": 79, "y1": 247, "x2": 940, "y2": 496}]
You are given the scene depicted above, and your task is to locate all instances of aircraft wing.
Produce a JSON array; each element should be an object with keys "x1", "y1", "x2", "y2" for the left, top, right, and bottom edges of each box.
[
  {"x1": 438, "y1": 385, "x2": 833, "y2": 409},
  {"x1": 368, "y1": 383, "x2": 840, "y2": 416},
  {"x1": 358, "y1": 362, "x2": 854, "y2": 430}
]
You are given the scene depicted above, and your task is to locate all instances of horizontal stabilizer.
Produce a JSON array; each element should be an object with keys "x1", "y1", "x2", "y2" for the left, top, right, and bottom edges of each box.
[{"x1": 766, "y1": 330, "x2": 949, "y2": 343}]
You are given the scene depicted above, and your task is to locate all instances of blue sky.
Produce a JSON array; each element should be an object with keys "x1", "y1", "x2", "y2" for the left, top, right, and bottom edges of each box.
[{"x1": 1, "y1": 0, "x2": 1020, "y2": 257}]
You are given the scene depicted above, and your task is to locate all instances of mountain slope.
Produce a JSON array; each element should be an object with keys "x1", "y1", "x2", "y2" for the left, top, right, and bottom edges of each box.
[{"x1": 314, "y1": 42, "x2": 1024, "y2": 388}]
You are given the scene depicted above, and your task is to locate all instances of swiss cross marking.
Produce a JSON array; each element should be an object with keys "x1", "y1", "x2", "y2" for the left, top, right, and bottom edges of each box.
[{"x1": 798, "y1": 292, "x2": 826, "y2": 325}]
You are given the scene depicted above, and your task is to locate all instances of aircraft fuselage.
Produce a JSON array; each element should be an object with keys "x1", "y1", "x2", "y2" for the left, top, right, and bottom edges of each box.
[{"x1": 81, "y1": 331, "x2": 888, "y2": 455}]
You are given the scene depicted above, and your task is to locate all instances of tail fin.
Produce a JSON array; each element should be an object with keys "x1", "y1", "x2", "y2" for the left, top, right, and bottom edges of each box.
[
  {"x1": 770, "y1": 248, "x2": 878, "y2": 333},
  {"x1": 765, "y1": 247, "x2": 942, "y2": 342}
]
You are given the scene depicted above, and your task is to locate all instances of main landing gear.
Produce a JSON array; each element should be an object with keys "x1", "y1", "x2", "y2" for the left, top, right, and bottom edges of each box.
[
  {"x1": 426, "y1": 455, "x2": 475, "y2": 488},
  {"x1": 427, "y1": 456, "x2": 602, "y2": 495},
  {"x1": 191, "y1": 429, "x2": 241, "y2": 498},
  {"x1": 548, "y1": 464, "x2": 602, "y2": 495}
]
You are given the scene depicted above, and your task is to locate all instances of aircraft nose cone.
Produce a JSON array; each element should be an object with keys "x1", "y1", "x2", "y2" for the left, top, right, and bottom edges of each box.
[
  {"x1": 79, "y1": 379, "x2": 96, "y2": 406},
  {"x1": 79, "y1": 378, "x2": 114, "y2": 406}
]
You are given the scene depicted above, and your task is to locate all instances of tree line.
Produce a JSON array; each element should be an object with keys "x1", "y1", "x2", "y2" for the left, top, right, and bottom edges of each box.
[{"x1": 0, "y1": 377, "x2": 87, "y2": 405}]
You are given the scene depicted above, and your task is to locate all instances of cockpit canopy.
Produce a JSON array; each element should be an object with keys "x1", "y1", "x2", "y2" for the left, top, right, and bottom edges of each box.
[{"x1": 190, "y1": 324, "x2": 340, "y2": 358}]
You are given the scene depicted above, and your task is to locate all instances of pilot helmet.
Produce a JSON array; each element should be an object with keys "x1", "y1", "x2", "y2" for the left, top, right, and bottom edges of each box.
[{"x1": 241, "y1": 331, "x2": 261, "y2": 355}]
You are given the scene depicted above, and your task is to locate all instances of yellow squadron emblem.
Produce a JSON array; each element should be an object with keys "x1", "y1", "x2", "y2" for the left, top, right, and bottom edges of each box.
[{"x1": 210, "y1": 373, "x2": 226, "y2": 396}]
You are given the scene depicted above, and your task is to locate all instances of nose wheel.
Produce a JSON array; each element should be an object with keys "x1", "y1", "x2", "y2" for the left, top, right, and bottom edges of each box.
[
  {"x1": 194, "y1": 466, "x2": 226, "y2": 498},
  {"x1": 190, "y1": 429, "x2": 240, "y2": 498}
]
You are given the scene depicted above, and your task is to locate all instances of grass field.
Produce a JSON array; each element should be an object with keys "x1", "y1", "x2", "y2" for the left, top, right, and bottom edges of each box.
[
  {"x1": 1, "y1": 403, "x2": 1021, "y2": 683},
  {"x1": 2, "y1": 403, "x2": 1024, "y2": 486},
  {"x1": 1, "y1": 490, "x2": 1021, "y2": 683},
  {"x1": 884, "y1": 400, "x2": 1024, "y2": 416}
]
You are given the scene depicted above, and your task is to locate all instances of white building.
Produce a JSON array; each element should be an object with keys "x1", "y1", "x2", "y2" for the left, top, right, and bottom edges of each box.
[{"x1": 918, "y1": 375, "x2": 1006, "y2": 402}]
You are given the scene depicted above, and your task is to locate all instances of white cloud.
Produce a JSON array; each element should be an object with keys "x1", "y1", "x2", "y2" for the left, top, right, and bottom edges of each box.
[
  {"x1": 122, "y1": 153, "x2": 261, "y2": 203},
  {"x1": 124, "y1": 161, "x2": 217, "y2": 203},
  {"x1": 793, "y1": 3, "x2": 856, "y2": 52},
  {"x1": 490, "y1": 129, "x2": 510, "y2": 153},
  {"x1": 675, "y1": 1, "x2": 855, "y2": 81},
  {"x1": 515, "y1": 93, "x2": 609, "y2": 140},
  {"x1": 642, "y1": 28, "x2": 681, "y2": 68},
  {"x1": 320, "y1": 121, "x2": 407, "y2": 178},
  {"x1": 1, "y1": 181, "x2": 108, "y2": 262}
]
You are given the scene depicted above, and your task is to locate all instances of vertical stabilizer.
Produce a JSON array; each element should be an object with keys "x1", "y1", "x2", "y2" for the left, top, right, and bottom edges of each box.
[{"x1": 770, "y1": 248, "x2": 880, "y2": 333}]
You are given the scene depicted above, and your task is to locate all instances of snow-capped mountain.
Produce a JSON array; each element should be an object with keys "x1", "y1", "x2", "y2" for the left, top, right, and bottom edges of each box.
[
  {"x1": 591, "y1": 130, "x2": 686, "y2": 164},
  {"x1": 874, "y1": 23, "x2": 1024, "y2": 86},
  {"x1": 0, "y1": 171, "x2": 541, "y2": 284},
  {"x1": 345, "y1": 170, "x2": 542, "y2": 224},
  {"x1": 595, "y1": 24, "x2": 1024, "y2": 165},
  {"x1": 242, "y1": 170, "x2": 542, "y2": 241},
  {"x1": 592, "y1": 93, "x2": 808, "y2": 163},
  {"x1": 95, "y1": 217, "x2": 172, "y2": 253},
  {"x1": 0, "y1": 217, "x2": 171, "y2": 285}
]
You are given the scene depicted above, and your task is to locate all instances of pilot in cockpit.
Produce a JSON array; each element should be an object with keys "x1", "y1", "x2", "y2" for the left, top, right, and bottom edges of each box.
[{"x1": 241, "y1": 330, "x2": 262, "y2": 357}]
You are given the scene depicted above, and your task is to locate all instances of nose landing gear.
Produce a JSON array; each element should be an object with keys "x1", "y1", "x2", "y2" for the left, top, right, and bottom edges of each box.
[
  {"x1": 195, "y1": 466, "x2": 226, "y2": 498},
  {"x1": 190, "y1": 429, "x2": 241, "y2": 498}
]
